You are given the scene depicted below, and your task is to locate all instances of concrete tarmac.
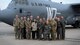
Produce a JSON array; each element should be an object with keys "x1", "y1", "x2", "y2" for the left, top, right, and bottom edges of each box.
[{"x1": 0, "y1": 22, "x2": 80, "y2": 45}]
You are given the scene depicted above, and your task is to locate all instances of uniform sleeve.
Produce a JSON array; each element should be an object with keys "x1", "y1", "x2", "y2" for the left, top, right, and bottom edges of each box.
[
  {"x1": 19, "y1": 20, "x2": 22, "y2": 28},
  {"x1": 55, "y1": 21, "x2": 57, "y2": 30},
  {"x1": 31, "y1": 22, "x2": 34, "y2": 27},
  {"x1": 28, "y1": 22, "x2": 31, "y2": 28},
  {"x1": 18, "y1": 19, "x2": 21, "y2": 28},
  {"x1": 13, "y1": 19, "x2": 15, "y2": 27}
]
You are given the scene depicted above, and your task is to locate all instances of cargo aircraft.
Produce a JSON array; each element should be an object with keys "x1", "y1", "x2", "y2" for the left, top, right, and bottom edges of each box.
[{"x1": 0, "y1": 0, "x2": 80, "y2": 28}]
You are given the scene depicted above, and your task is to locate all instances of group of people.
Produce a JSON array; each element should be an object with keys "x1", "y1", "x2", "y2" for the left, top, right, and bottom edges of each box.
[{"x1": 13, "y1": 15, "x2": 65, "y2": 40}]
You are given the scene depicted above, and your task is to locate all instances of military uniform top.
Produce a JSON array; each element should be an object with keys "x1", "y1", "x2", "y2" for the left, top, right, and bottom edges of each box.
[
  {"x1": 30, "y1": 19, "x2": 34, "y2": 23},
  {"x1": 36, "y1": 18, "x2": 40, "y2": 28},
  {"x1": 57, "y1": 21, "x2": 62, "y2": 29},
  {"x1": 44, "y1": 24, "x2": 51, "y2": 33},
  {"x1": 24, "y1": 20, "x2": 31, "y2": 29},
  {"x1": 20, "y1": 20, "x2": 24, "y2": 28},
  {"x1": 48, "y1": 19, "x2": 57, "y2": 32},
  {"x1": 39, "y1": 22, "x2": 44, "y2": 30},
  {"x1": 60, "y1": 19, "x2": 65, "y2": 30},
  {"x1": 37, "y1": 22, "x2": 44, "y2": 32},
  {"x1": 13, "y1": 18, "x2": 20, "y2": 28}
]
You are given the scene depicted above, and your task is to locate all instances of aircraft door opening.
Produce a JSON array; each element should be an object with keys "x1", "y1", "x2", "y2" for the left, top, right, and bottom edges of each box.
[{"x1": 19, "y1": 8, "x2": 22, "y2": 13}]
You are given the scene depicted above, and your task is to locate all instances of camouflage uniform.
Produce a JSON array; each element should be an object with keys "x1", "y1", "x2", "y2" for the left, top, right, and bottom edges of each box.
[
  {"x1": 43, "y1": 24, "x2": 51, "y2": 40},
  {"x1": 13, "y1": 18, "x2": 20, "y2": 39},
  {"x1": 48, "y1": 19, "x2": 57, "y2": 40},
  {"x1": 25, "y1": 20, "x2": 31, "y2": 39},
  {"x1": 38, "y1": 22, "x2": 44, "y2": 39},
  {"x1": 20, "y1": 19, "x2": 24, "y2": 39}
]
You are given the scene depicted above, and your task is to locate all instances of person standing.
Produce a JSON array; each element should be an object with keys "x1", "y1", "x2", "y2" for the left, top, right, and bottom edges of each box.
[
  {"x1": 56, "y1": 18, "x2": 62, "y2": 40},
  {"x1": 42, "y1": 18, "x2": 46, "y2": 39},
  {"x1": 43, "y1": 20, "x2": 51, "y2": 40},
  {"x1": 38, "y1": 18, "x2": 44, "y2": 40},
  {"x1": 31, "y1": 19, "x2": 37, "y2": 39},
  {"x1": 25, "y1": 18, "x2": 32, "y2": 39},
  {"x1": 36, "y1": 16, "x2": 40, "y2": 39},
  {"x1": 29, "y1": 15, "x2": 33, "y2": 35},
  {"x1": 13, "y1": 15, "x2": 20, "y2": 39},
  {"x1": 20, "y1": 17, "x2": 24, "y2": 39},
  {"x1": 23, "y1": 17, "x2": 27, "y2": 39},
  {"x1": 60, "y1": 16, "x2": 65, "y2": 40},
  {"x1": 30, "y1": 15, "x2": 33, "y2": 22},
  {"x1": 48, "y1": 18, "x2": 57, "y2": 40}
]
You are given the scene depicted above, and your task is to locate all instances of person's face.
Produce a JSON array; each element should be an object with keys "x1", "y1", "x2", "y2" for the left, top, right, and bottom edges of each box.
[
  {"x1": 37, "y1": 16, "x2": 39, "y2": 19},
  {"x1": 46, "y1": 20, "x2": 49, "y2": 24},
  {"x1": 40, "y1": 19, "x2": 42, "y2": 22},
  {"x1": 21, "y1": 17, "x2": 23, "y2": 20},
  {"x1": 16, "y1": 15, "x2": 18, "y2": 18},
  {"x1": 57, "y1": 18, "x2": 60, "y2": 21},
  {"x1": 27, "y1": 18, "x2": 30, "y2": 21},
  {"x1": 34, "y1": 19, "x2": 36, "y2": 22},
  {"x1": 43, "y1": 18, "x2": 45, "y2": 20},
  {"x1": 61, "y1": 16, "x2": 64, "y2": 19},
  {"x1": 30, "y1": 16, "x2": 33, "y2": 19},
  {"x1": 24, "y1": 17, "x2": 26, "y2": 20}
]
